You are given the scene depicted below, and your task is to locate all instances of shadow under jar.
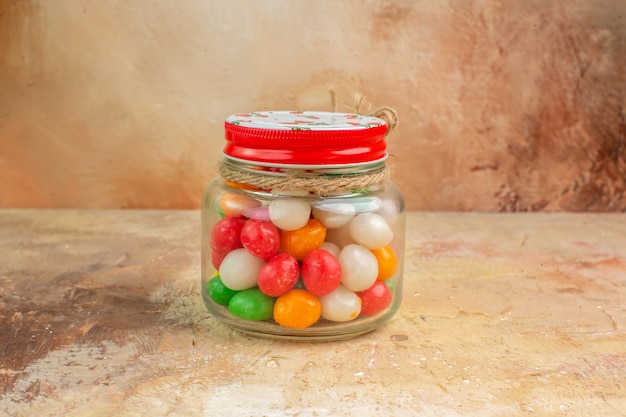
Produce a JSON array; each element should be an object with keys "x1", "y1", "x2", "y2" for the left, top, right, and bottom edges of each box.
[{"x1": 201, "y1": 111, "x2": 405, "y2": 341}]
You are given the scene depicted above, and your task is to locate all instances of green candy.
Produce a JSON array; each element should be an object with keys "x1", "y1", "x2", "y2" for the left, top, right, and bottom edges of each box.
[
  {"x1": 207, "y1": 275, "x2": 239, "y2": 306},
  {"x1": 228, "y1": 288, "x2": 275, "y2": 321}
]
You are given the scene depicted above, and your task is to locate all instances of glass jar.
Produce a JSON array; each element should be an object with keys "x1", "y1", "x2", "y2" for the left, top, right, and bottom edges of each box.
[{"x1": 201, "y1": 111, "x2": 405, "y2": 341}]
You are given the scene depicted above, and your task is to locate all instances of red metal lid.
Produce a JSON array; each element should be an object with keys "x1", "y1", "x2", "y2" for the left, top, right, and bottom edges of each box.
[{"x1": 223, "y1": 111, "x2": 387, "y2": 166}]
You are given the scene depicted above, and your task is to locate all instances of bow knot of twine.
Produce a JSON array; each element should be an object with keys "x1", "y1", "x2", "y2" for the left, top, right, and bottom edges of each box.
[{"x1": 219, "y1": 92, "x2": 398, "y2": 195}]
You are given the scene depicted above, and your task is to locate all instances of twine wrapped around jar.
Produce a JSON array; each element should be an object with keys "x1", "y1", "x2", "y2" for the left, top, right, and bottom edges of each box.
[
  {"x1": 218, "y1": 106, "x2": 398, "y2": 195},
  {"x1": 218, "y1": 159, "x2": 392, "y2": 194}
]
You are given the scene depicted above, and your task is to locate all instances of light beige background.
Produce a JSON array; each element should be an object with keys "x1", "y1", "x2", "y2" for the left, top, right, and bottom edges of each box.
[{"x1": 1, "y1": 0, "x2": 624, "y2": 210}]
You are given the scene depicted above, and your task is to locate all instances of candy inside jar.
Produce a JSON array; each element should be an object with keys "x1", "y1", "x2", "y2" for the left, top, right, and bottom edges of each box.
[{"x1": 201, "y1": 111, "x2": 405, "y2": 340}]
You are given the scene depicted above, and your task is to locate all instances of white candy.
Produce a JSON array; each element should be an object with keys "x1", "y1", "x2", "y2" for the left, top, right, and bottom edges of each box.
[
  {"x1": 219, "y1": 248, "x2": 265, "y2": 290},
  {"x1": 319, "y1": 285, "x2": 362, "y2": 322},
  {"x1": 268, "y1": 199, "x2": 311, "y2": 230},
  {"x1": 348, "y1": 213, "x2": 393, "y2": 250},
  {"x1": 338, "y1": 244, "x2": 378, "y2": 292},
  {"x1": 320, "y1": 241, "x2": 341, "y2": 258},
  {"x1": 376, "y1": 199, "x2": 400, "y2": 226},
  {"x1": 312, "y1": 203, "x2": 355, "y2": 228}
]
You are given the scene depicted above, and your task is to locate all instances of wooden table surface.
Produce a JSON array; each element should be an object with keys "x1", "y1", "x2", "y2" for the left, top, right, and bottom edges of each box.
[{"x1": 1, "y1": 209, "x2": 625, "y2": 416}]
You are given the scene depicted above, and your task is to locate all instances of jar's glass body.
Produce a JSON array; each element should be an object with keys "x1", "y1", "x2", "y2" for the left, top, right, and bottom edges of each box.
[{"x1": 201, "y1": 163, "x2": 405, "y2": 341}]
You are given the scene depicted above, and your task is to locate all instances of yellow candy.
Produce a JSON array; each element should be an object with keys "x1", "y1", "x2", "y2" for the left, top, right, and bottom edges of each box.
[{"x1": 371, "y1": 245, "x2": 398, "y2": 281}]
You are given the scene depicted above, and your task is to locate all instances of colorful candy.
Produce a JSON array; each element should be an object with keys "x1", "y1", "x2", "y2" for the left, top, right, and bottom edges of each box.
[
  {"x1": 206, "y1": 274, "x2": 239, "y2": 306},
  {"x1": 219, "y1": 248, "x2": 265, "y2": 290},
  {"x1": 243, "y1": 205, "x2": 271, "y2": 221},
  {"x1": 319, "y1": 285, "x2": 361, "y2": 322},
  {"x1": 219, "y1": 193, "x2": 261, "y2": 217},
  {"x1": 357, "y1": 281, "x2": 392, "y2": 316},
  {"x1": 280, "y1": 219, "x2": 326, "y2": 261},
  {"x1": 370, "y1": 245, "x2": 398, "y2": 281},
  {"x1": 301, "y1": 249, "x2": 342, "y2": 296},
  {"x1": 210, "y1": 216, "x2": 246, "y2": 269},
  {"x1": 376, "y1": 198, "x2": 400, "y2": 226},
  {"x1": 268, "y1": 199, "x2": 311, "y2": 230},
  {"x1": 312, "y1": 203, "x2": 355, "y2": 229},
  {"x1": 240, "y1": 219, "x2": 280, "y2": 260},
  {"x1": 257, "y1": 253, "x2": 300, "y2": 296},
  {"x1": 348, "y1": 213, "x2": 393, "y2": 249},
  {"x1": 229, "y1": 288, "x2": 275, "y2": 321},
  {"x1": 273, "y1": 289, "x2": 321, "y2": 328},
  {"x1": 338, "y1": 244, "x2": 378, "y2": 291},
  {"x1": 207, "y1": 189, "x2": 401, "y2": 328}
]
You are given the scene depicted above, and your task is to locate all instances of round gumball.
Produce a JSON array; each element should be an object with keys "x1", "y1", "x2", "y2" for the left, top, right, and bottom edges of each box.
[
  {"x1": 370, "y1": 245, "x2": 398, "y2": 281},
  {"x1": 338, "y1": 244, "x2": 378, "y2": 291},
  {"x1": 301, "y1": 249, "x2": 342, "y2": 296},
  {"x1": 376, "y1": 198, "x2": 400, "y2": 226},
  {"x1": 243, "y1": 206, "x2": 271, "y2": 221},
  {"x1": 280, "y1": 219, "x2": 326, "y2": 261},
  {"x1": 228, "y1": 288, "x2": 275, "y2": 321},
  {"x1": 258, "y1": 253, "x2": 300, "y2": 297},
  {"x1": 312, "y1": 203, "x2": 355, "y2": 228},
  {"x1": 348, "y1": 213, "x2": 393, "y2": 250},
  {"x1": 211, "y1": 249, "x2": 227, "y2": 271},
  {"x1": 219, "y1": 193, "x2": 261, "y2": 217},
  {"x1": 356, "y1": 281, "x2": 392, "y2": 316},
  {"x1": 206, "y1": 274, "x2": 239, "y2": 306},
  {"x1": 319, "y1": 285, "x2": 362, "y2": 322},
  {"x1": 268, "y1": 199, "x2": 311, "y2": 231},
  {"x1": 210, "y1": 216, "x2": 245, "y2": 253},
  {"x1": 240, "y1": 219, "x2": 280, "y2": 260},
  {"x1": 210, "y1": 216, "x2": 246, "y2": 269},
  {"x1": 219, "y1": 248, "x2": 265, "y2": 290},
  {"x1": 273, "y1": 289, "x2": 321, "y2": 329}
]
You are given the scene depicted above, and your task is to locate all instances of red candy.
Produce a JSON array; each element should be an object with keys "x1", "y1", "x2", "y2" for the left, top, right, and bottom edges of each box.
[
  {"x1": 301, "y1": 249, "x2": 342, "y2": 296},
  {"x1": 356, "y1": 281, "x2": 392, "y2": 316},
  {"x1": 211, "y1": 250, "x2": 227, "y2": 271},
  {"x1": 240, "y1": 219, "x2": 280, "y2": 260},
  {"x1": 258, "y1": 253, "x2": 300, "y2": 296},
  {"x1": 210, "y1": 217, "x2": 246, "y2": 269}
]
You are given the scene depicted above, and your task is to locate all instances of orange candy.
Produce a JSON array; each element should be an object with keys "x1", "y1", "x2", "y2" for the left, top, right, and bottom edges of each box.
[
  {"x1": 371, "y1": 245, "x2": 398, "y2": 281},
  {"x1": 280, "y1": 219, "x2": 326, "y2": 261},
  {"x1": 219, "y1": 193, "x2": 261, "y2": 217},
  {"x1": 273, "y1": 289, "x2": 321, "y2": 328}
]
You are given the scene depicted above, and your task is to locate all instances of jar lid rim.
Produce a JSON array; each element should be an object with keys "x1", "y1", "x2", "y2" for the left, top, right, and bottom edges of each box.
[{"x1": 223, "y1": 111, "x2": 388, "y2": 165}]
